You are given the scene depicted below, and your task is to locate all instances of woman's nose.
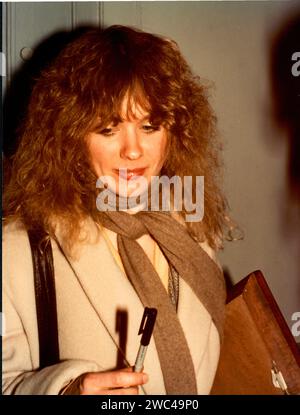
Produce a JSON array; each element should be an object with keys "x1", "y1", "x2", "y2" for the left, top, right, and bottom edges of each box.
[{"x1": 120, "y1": 125, "x2": 143, "y2": 160}]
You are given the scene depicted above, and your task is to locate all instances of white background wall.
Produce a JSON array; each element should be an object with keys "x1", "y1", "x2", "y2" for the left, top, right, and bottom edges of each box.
[{"x1": 3, "y1": 1, "x2": 300, "y2": 338}]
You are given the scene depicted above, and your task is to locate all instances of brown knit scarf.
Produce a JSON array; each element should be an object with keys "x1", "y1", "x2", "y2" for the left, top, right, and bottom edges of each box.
[{"x1": 97, "y1": 210, "x2": 225, "y2": 394}]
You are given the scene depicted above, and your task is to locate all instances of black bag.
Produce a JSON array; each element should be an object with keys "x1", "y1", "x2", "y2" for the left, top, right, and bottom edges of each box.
[{"x1": 28, "y1": 228, "x2": 59, "y2": 368}]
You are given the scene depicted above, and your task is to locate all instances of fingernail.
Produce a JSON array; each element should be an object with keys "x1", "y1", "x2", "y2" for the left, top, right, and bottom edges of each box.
[{"x1": 142, "y1": 373, "x2": 149, "y2": 383}]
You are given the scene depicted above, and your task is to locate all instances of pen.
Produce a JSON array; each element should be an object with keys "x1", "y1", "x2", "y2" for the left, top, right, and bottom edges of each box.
[{"x1": 134, "y1": 307, "x2": 157, "y2": 372}]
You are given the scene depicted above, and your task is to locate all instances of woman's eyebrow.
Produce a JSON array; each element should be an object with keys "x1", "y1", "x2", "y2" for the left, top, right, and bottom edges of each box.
[
  {"x1": 92, "y1": 114, "x2": 154, "y2": 128},
  {"x1": 139, "y1": 115, "x2": 150, "y2": 122},
  {"x1": 92, "y1": 118, "x2": 119, "y2": 129}
]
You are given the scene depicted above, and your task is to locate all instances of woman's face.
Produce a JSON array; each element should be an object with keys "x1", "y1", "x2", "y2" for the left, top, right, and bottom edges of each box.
[{"x1": 87, "y1": 98, "x2": 168, "y2": 197}]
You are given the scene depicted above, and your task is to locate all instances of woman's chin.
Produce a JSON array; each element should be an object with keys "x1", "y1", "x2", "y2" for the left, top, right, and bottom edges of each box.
[{"x1": 115, "y1": 179, "x2": 150, "y2": 199}]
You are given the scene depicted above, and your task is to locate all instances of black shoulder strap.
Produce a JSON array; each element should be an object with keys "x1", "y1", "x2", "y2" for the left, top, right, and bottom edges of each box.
[{"x1": 28, "y1": 228, "x2": 60, "y2": 368}]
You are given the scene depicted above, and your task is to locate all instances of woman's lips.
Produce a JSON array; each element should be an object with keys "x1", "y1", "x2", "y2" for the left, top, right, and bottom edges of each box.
[{"x1": 115, "y1": 168, "x2": 147, "y2": 181}]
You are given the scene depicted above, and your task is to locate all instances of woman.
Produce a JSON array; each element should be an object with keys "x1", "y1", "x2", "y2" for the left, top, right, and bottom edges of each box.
[{"x1": 3, "y1": 25, "x2": 227, "y2": 395}]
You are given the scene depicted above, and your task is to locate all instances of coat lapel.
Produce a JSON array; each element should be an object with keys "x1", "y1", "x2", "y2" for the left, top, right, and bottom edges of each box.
[{"x1": 177, "y1": 278, "x2": 216, "y2": 377}]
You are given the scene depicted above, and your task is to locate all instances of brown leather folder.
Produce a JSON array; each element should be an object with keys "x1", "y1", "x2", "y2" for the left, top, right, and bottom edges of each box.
[{"x1": 211, "y1": 270, "x2": 300, "y2": 395}]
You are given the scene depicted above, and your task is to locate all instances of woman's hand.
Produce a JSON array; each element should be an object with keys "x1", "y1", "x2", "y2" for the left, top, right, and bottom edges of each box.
[{"x1": 64, "y1": 367, "x2": 148, "y2": 395}]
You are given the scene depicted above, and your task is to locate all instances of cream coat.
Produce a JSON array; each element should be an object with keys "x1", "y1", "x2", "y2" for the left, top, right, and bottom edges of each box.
[{"x1": 2, "y1": 219, "x2": 220, "y2": 395}]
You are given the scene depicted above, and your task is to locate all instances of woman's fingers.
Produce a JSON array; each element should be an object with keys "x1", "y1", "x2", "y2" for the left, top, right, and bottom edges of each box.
[{"x1": 80, "y1": 370, "x2": 148, "y2": 395}]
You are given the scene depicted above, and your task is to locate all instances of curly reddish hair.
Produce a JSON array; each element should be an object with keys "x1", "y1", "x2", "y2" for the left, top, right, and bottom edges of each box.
[{"x1": 4, "y1": 25, "x2": 228, "y2": 252}]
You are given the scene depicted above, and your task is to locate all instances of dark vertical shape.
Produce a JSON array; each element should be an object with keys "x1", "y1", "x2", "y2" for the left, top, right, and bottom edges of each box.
[
  {"x1": 115, "y1": 309, "x2": 128, "y2": 369},
  {"x1": 28, "y1": 228, "x2": 60, "y2": 368},
  {"x1": 271, "y1": 14, "x2": 300, "y2": 203}
]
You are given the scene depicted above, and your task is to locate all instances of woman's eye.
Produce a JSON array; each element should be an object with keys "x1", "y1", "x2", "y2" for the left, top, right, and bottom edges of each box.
[
  {"x1": 142, "y1": 124, "x2": 160, "y2": 133},
  {"x1": 98, "y1": 127, "x2": 115, "y2": 137}
]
